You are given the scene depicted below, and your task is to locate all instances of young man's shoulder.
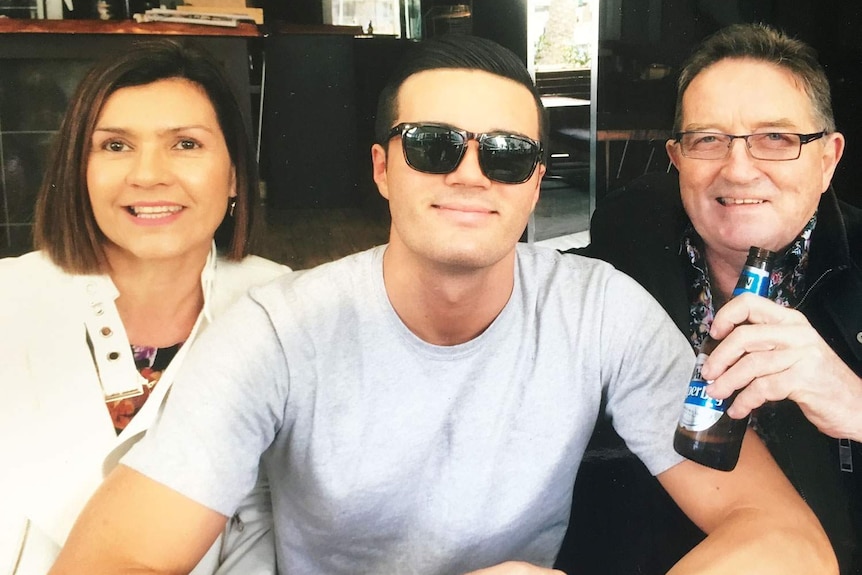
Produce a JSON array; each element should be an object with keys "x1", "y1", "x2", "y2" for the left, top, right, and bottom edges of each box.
[
  {"x1": 516, "y1": 242, "x2": 649, "y2": 307},
  {"x1": 245, "y1": 246, "x2": 384, "y2": 315},
  {"x1": 517, "y1": 242, "x2": 623, "y2": 281},
  {"x1": 268, "y1": 246, "x2": 380, "y2": 287},
  {"x1": 518, "y1": 242, "x2": 612, "y2": 267}
]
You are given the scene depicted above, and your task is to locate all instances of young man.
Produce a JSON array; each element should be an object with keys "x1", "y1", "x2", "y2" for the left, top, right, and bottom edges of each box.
[
  {"x1": 563, "y1": 22, "x2": 861, "y2": 575},
  {"x1": 51, "y1": 35, "x2": 835, "y2": 575}
]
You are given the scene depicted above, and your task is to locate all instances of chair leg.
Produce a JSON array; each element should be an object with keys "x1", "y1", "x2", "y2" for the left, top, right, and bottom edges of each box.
[
  {"x1": 616, "y1": 139, "x2": 630, "y2": 180},
  {"x1": 644, "y1": 146, "x2": 656, "y2": 174}
]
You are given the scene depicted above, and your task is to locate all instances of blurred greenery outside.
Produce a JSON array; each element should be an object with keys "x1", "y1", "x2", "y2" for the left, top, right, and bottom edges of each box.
[{"x1": 532, "y1": 0, "x2": 593, "y2": 71}]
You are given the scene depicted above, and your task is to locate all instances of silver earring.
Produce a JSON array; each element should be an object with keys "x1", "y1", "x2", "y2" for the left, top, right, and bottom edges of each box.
[{"x1": 228, "y1": 198, "x2": 237, "y2": 217}]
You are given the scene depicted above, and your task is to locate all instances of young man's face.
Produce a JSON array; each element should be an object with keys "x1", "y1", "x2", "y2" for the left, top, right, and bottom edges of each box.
[
  {"x1": 372, "y1": 69, "x2": 544, "y2": 272},
  {"x1": 666, "y1": 58, "x2": 844, "y2": 260}
]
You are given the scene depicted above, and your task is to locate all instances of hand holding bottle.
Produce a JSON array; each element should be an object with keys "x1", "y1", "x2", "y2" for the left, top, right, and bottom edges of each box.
[
  {"x1": 674, "y1": 247, "x2": 776, "y2": 471},
  {"x1": 701, "y1": 293, "x2": 862, "y2": 442}
]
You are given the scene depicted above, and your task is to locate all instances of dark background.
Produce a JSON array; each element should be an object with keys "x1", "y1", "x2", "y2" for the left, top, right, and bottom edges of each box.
[
  {"x1": 594, "y1": 0, "x2": 862, "y2": 206},
  {"x1": 258, "y1": 0, "x2": 861, "y2": 208}
]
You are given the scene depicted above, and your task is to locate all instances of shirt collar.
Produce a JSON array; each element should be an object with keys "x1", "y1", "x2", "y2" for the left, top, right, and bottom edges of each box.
[{"x1": 681, "y1": 214, "x2": 816, "y2": 349}]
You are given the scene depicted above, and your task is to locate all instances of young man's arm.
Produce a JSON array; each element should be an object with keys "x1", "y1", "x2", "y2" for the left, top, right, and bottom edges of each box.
[
  {"x1": 49, "y1": 294, "x2": 287, "y2": 575},
  {"x1": 464, "y1": 563, "x2": 564, "y2": 574},
  {"x1": 658, "y1": 429, "x2": 837, "y2": 575},
  {"x1": 49, "y1": 465, "x2": 227, "y2": 575}
]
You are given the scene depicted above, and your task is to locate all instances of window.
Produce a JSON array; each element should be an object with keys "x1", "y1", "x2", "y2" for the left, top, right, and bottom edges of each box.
[
  {"x1": 324, "y1": 0, "x2": 422, "y2": 38},
  {"x1": 529, "y1": 0, "x2": 596, "y2": 74}
]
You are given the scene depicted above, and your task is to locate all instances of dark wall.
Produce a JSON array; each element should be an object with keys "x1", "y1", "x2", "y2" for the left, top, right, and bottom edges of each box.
[
  {"x1": 259, "y1": 1, "x2": 860, "y2": 208},
  {"x1": 418, "y1": 0, "x2": 527, "y2": 61},
  {"x1": 260, "y1": 0, "x2": 323, "y2": 24},
  {"x1": 258, "y1": 0, "x2": 530, "y2": 210},
  {"x1": 470, "y1": 0, "x2": 527, "y2": 63},
  {"x1": 261, "y1": 34, "x2": 358, "y2": 209},
  {"x1": 260, "y1": 34, "x2": 413, "y2": 209},
  {"x1": 770, "y1": 2, "x2": 862, "y2": 205},
  {"x1": 600, "y1": 0, "x2": 862, "y2": 205}
]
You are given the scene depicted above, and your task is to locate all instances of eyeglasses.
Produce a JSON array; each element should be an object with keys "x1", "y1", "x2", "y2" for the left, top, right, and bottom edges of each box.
[
  {"x1": 674, "y1": 131, "x2": 827, "y2": 161},
  {"x1": 387, "y1": 122, "x2": 544, "y2": 184}
]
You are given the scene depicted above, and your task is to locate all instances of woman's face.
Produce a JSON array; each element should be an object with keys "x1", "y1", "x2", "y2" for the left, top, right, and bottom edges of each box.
[{"x1": 87, "y1": 77, "x2": 236, "y2": 268}]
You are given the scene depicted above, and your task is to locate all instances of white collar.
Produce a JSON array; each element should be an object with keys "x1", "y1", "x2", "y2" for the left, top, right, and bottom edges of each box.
[{"x1": 74, "y1": 242, "x2": 218, "y2": 401}]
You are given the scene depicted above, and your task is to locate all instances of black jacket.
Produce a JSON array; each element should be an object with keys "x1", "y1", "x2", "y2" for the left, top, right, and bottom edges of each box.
[{"x1": 555, "y1": 171, "x2": 862, "y2": 574}]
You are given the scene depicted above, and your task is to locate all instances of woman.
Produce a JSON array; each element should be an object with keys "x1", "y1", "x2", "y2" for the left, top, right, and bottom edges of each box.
[{"x1": 0, "y1": 39, "x2": 287, "y2": 574}]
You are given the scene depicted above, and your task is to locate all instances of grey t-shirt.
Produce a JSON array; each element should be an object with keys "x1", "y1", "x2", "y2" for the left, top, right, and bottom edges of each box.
[{"x1": 126, "y1": 244, "x2": 693, "y2": 574}]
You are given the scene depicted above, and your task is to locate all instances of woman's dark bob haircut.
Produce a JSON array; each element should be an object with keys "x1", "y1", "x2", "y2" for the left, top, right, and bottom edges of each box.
[{"x1": 34, "y1": 38, "x2": 258, "y2": 273}]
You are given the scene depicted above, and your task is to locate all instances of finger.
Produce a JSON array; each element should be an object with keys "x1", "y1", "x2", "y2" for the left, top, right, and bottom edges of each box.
[
  {"x1": 709, "y1": 293, "x2": 806, "y2": 340},
  {"x1": 724, "y1": 368, "x2": 797, "y2": 418},
  {"x1": 701, "y1": 323, "x2": 808, "y2": 381},
  {"x1": 712, "y1": 345, "x2": 823, "y2": 418},
  {"x1": 706, "y1": 340, "x2": 810, "y2": 397}
]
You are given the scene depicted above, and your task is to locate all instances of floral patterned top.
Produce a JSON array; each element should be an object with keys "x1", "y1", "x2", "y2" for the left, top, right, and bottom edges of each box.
[
  {"x1": 105, "y1": 343, "x2": 182, "y2": 434},
  {"x1": 682, "y1": 214, "x2": 817, "y2": 351},
  {"x1": 683, "y1": 216, "x2": 817, "y2": 439}
]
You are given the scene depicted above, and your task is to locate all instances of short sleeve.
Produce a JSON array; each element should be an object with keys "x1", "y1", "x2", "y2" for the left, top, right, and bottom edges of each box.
[
  {"x1": 123, "y1": 292, "x2": 290, "y2": 516},
  {"x1": 599, "y1": 270, "x2": 694, "y2": 475}
]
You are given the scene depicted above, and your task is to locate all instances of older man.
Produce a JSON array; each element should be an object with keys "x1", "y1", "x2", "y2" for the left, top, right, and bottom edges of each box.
[{"x1": 562, "y1": 22, "x2": 861, "y2": 575}]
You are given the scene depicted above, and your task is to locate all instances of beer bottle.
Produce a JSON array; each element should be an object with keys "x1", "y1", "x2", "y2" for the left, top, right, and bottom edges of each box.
[{"x1": 673, "y1": 246, "x2": 776, "y2": 471}]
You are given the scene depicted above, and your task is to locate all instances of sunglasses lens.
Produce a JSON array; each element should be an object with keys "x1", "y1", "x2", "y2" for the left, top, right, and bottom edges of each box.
[
  {"x1": 402, "y1": 125, "x2": 465, "y2": 174},
  {"x1": 394, "y1": 124, "x2": 541, "y2": 184},
  {"x1": 480, "y1": 135, "x2": 539, "y2": 184}
]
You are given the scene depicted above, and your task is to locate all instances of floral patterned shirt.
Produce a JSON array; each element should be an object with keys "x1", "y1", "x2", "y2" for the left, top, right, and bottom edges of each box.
[
  {"x1": 683, "y1": 214, "x2": 817, "y2": 351},
  {"x1": 105, "y1": 343, "x2": 182, "y2": 434}
]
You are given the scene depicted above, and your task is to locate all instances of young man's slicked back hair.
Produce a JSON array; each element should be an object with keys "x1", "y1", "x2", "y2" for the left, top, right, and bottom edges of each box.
[
  {"x1": 674, "y1": 22, "x2": 835, "y2": 134},
  {"x1": 34, "y1": 38, "x2": 258, "y2": 274},
  {"x1": 375, "y1": 34, "x2": 548, "y2": 161}
]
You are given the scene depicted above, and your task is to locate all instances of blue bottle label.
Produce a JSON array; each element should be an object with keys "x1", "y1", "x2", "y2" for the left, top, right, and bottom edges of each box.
[
  {"x1": 731, "y1": 265, "x2": 770, "y2": 297},
  {"x1": 678, "y1": 353, "x2": 725, "y2": 431}
]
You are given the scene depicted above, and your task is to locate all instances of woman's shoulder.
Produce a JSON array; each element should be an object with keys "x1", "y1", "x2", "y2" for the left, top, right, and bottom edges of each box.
[
  {"x1": 0, "y1": 251, "x2": 72, "y2": 324},
  {"x1": 0, "y1": 251, "x2": 65, "y2": 287},
  {"x1": 0, "y1": 249, "x2": 53, "y2": 269},
  {"x1": 215, "y1": 254, "x2": 290, "y2": 283},
  {"x1": 208, "y1": 255, "x2": 291, "y2": 314}
]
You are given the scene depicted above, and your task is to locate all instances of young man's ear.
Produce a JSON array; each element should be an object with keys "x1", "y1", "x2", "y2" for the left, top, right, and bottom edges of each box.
[
  {"x1": 529, "y1": 162, "x2": 545, "y2": 212},
  {"x1": 372, "y1": 143, "x2": 390, "y2": 200}
]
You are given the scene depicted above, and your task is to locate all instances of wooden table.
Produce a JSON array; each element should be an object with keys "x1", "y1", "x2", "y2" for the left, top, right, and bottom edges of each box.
[
  {"x1": 599, "y1": 128, "x2": 673, "y2": 184},
  {"x1": 557, "y1": 126, "x2": 673, "y2": 192}
]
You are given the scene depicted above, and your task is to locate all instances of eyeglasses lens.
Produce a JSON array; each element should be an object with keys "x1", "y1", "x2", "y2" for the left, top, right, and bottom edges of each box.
[
  {"x1": 680, "y1": 132, "x2": 805, "y2": 160},
  {"x1": 749, "y1": 133, "x2": 801, "y2": 159}
]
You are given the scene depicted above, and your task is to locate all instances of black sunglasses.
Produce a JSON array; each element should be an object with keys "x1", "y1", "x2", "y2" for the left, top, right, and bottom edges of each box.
[{"x1": 387, "y1": 123, "x2": 544, "y2": 184}]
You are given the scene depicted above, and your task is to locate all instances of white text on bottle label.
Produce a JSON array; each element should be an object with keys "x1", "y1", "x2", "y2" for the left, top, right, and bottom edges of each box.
[{"x1": 678, "y1": 352, "x2": 726, "y2": 431}]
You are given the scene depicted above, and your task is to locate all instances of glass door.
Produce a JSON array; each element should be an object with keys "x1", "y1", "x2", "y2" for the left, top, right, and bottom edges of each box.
[{"x1": 527, "y1": 0, "x2": 598, "y2": 247}]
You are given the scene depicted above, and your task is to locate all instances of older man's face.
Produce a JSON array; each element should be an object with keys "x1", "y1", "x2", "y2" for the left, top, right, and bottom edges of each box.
[{"x1": 667, "y1": 58, "x2": 844, "y2": 260}]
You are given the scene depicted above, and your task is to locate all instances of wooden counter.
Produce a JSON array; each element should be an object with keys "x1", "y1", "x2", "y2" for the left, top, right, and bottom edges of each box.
[
  {"x1": 0, "y1": 17, "x2": 365, "y2": 37},
  {"x1": 0, "y1": 17, "x2": 262, "y2": 36}
]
